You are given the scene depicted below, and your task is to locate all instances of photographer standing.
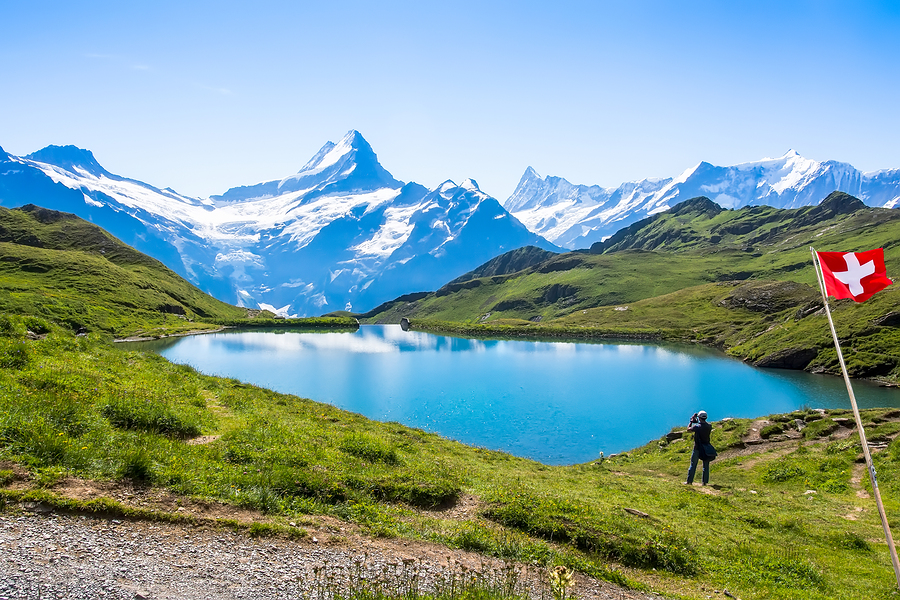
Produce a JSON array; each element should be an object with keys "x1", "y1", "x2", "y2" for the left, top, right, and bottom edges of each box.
[{"x1": 686, "y1": 410, "x2": 713, "y2": 485}]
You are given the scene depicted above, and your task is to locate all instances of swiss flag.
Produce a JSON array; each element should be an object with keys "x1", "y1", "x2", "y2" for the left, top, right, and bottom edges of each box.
[{"x1": 817, "y1": 249, "x2": 892, "y2": 302}]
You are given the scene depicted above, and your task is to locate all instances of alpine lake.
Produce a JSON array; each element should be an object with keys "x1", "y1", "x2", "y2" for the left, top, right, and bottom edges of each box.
[{"x1": 121, "y1": 325, "x2": 900, "y2": 465}]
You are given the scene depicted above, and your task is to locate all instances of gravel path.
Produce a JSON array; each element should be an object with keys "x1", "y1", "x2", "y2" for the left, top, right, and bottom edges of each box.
[{"x1": 0, "y1": 511, "x2": 660, "y2": 600}]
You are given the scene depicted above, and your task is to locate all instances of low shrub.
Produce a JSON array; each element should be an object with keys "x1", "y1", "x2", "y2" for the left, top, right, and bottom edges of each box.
[
  {"x1": 279, "y1": 469, "x2": 349, "y2": 504},
  {"x1": 0, "y1": 315, "x2": 22, "y2": 337},
  {"x1": 483, "y1": 490, "x2": 697, "y2": 574},
  {"x1": 761, "y1": 460, "x2": 805, "y2": 483},
  {"x1": 368, "y1": 473, "x2": 460, "y2": 508},
  {"x1": 803, "y1": 419, "x2": 840, "y2": 439},
  {"x1": 248, "y1": 522, "x2": 280, "y2": 537},
  {"x1": 721, "y1": 543, "x2": 827, "y2": 591},
  {"x1": 831, "y1": 531, "x2": 872, "y2": 552},
  {"x1": 0, "y1": 470, "x2": 14, "y2": 486},
  {"x1": 101, "y1": 396, "x2": 201, "y2": 439},
  {"x1": 340, "y1": 432, "x2": 400, "y2": 465},
  {"x1": 826, "y1": 439, "x2": 860, "y2": 455},
  {"x1": 118, "y1": 447, "x2": 155, "y2": 482},
  {"x1": 446, "y1": 520, "x2": 497, "y2": 553},
  {"x1": 15, "y1": 420, "x2": 71, "y2": 465},
  {"x1": 759, "y1": 423, "x2": 785, "y2": 439},
  {"x1": 22, "y1": 316, "x2": 51, "y2": 335},
  {"x1": 0, "y1": 339, "x2": 31, "y2": 369}
]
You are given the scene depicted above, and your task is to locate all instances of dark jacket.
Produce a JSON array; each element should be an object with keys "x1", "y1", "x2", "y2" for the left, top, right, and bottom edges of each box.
[{"x1": 688, "y1": 420, "x2": 712, "y2": 448}]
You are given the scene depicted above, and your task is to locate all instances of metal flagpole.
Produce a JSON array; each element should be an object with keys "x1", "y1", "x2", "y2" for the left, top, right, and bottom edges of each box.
[{"x1": 810, "y1": 246, "x2": 900, "y2": 588}]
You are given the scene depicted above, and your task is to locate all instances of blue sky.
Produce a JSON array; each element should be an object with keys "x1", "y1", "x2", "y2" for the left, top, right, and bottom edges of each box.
[{"x1": 2, "y1": 1, "x2": 899, "y2": 200}]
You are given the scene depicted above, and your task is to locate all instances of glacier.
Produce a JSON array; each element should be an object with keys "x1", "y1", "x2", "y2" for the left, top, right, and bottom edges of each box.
[{"x1": 0, "y1": 132, "x2": 557, "y2": 317}]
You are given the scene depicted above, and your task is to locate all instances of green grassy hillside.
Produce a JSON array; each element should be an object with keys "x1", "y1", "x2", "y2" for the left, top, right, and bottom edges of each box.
[
  {"x1": 0, "y1": 204, "x2": 250, "y2": 337},
  {"x1": 4, "y1": 200, "x2": 900, "y2": 598},
  {"x1": 3, "y1": 318, "x2": 900, "y2": 598},
  {"x1": 363, "y1": 192, "x2": 900, "y2": 381}
]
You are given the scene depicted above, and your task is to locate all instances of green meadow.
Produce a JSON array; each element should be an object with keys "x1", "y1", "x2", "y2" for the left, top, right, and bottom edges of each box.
[
  {"x1": 4, "y1": 201, "x2": 900, "y2": 598},
  {"x1": 3, "y1": 316, "x2": 900, "y2": 599}
]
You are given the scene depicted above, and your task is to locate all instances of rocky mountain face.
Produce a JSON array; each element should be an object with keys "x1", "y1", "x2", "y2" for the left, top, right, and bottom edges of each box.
[
  {"x1": 505, "y1": 151, "x2": 900, "y2": 250},
  {"x1": 0, "y1": 132, "x2": 557, "y2": 316}
]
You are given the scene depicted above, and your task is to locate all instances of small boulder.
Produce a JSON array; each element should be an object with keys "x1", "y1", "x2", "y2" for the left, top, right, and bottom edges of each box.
[
  {"x1": 754, "y1": 347, "x2": 818, "y2": 370},
  {"x1": 874, "y1": 312, "x2": 900, "y2": 327}
]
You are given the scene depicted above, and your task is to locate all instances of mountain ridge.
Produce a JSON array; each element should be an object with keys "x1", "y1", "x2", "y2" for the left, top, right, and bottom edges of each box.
[
  {"x1": 506, "y1": 151, "x2": 900, "y2": 249},
  {"x1": 0, "y1": 131, "x2": 556, "y2": 317}
]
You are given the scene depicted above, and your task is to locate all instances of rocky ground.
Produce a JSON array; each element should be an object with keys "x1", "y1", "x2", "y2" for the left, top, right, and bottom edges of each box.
[
  {"x1": 4, "y1": 409, "x2": 892, "y2": 600},
  {"x1": 0, "y1": 509, "x2": 661, "y2": 600}
]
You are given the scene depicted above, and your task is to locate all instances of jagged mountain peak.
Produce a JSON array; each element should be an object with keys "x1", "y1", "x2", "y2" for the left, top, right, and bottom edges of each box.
[
  {"x1": 433, "y1": 179, "x2": 488, "y2": 204},
  {"x1": 296, "y1": 129, "x2": 372, "y2": 174},
  {"x1": 216, "y1": 130, "x2": 402, "y2": 202},
  {"x1": 521, "y1": 166, "x2": 541, "y2": 181},
  {"x1": 25, "y1": 145, "x2": 112, "y2": 178},
  {"x1": 507, "y1": 149, "x2": 900, "y2": 250},
  {"x1": 298, "y1": 141, "x2": 337, "y2": 172},
  {"x1": 284, "y1": 128, "x2": 400, "y2": 192},
  {"x1": 437, "y1": 180, "x2": 458, "y2": 197},
  {"x1": 461, "y1": 178, "x2": 481, "y2": 192}
]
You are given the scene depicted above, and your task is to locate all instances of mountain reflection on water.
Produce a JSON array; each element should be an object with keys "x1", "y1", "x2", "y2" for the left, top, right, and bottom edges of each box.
[{"x1": 123, "y1": 325, "x2": 900, "y2": 465}]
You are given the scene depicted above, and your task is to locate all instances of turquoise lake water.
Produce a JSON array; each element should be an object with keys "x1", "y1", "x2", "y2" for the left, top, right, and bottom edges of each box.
[{"x1": 125, "y1": 325, "x2": 900, "y2": 465}]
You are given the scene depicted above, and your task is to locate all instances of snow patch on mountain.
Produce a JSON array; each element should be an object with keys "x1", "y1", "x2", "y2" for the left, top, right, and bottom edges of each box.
[
  {"x1": 507, "y1": 151, "x2": 900, "y2": 249},
  {"x1": 0, "y1": 130, "x2": 556, "y2": 317}
]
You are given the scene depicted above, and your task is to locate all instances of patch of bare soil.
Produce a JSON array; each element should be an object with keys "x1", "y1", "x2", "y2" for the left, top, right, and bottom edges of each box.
[
  {"x1": 417, "y1": 493, "x2": 481, "y2": 521},
  {"x1": 186, "y1": 435, "x2": 222, "y2": 446},
  {"x1": 850, "y1": 463, "x2": 871, "y2": 499},
  {"x1": 720, "y1": 440, "x2": 798, "y2": 463},
  {"x1": 1, "y1": 474, "x2": 662, "y2": 600},
  {"x1": 0, "y1": 460, "x2": 30, "y2": 481},
  {"x1": 48, "y1": 477, "x2": 353, "y2": 536}
]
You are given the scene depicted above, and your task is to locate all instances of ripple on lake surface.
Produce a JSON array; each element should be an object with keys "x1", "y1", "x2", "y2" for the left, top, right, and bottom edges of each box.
[{"x1": 124, "y1": 325, "x2": 900, "y2": 465}]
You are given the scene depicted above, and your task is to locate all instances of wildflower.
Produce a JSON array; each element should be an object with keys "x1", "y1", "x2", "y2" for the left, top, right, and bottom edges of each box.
[{"x1": 548, "y1": 565, "x2": 575, "y2": 600}]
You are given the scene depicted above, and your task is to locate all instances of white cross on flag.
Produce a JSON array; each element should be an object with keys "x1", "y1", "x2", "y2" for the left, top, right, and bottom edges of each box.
[{"x1": 817, "y1": 248, "x2": 892, "y2": 302}]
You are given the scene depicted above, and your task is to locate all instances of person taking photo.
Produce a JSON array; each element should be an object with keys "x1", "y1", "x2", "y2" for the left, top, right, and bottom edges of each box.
[{"x1": 686, "y1": 410, "x2": 714, "y2": 485}]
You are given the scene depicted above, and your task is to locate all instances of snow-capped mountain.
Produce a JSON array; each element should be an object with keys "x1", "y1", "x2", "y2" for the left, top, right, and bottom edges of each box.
[
  {"x1": 0, "y1": 131, "x2": 556, "y2": 316},
  {"x1": 506, "y1": 151, "x2": 900, "y2": 249}
]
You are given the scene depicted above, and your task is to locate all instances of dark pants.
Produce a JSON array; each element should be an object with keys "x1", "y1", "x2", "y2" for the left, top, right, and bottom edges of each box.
[{"x1": 686, "y1": 447, "x2": 709, "y2": 485}]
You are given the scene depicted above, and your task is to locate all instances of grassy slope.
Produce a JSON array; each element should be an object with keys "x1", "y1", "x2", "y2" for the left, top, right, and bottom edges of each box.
[
  {"x1": 4, "y1": 200, "x2": 900, "y2": 597},
  {"x1": 3, "y1": 322, "x2": 900, "y2": 599},
  {"x1": 0, "y1": 204, "x2": 248, "y2": 337},
  {"x1": 364, "y1": 194, "x2": 900, "y2": 380}
]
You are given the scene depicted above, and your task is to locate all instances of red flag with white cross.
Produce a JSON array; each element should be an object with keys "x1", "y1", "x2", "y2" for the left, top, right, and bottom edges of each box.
[
  {"x1": 816, "y1": 248, "x2": 892, "y2": 302},
  {"x1": 812, "y1": 246, "x2": 900, "y2": 586}
]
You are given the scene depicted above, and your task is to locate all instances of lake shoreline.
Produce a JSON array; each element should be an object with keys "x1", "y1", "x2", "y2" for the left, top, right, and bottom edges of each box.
[
  {"x1": 125, "y1": 325, "x2": 900, "y2": 464},
  {"x1": 403, "y1": 319, "x2": 900, "y2": 389}
]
